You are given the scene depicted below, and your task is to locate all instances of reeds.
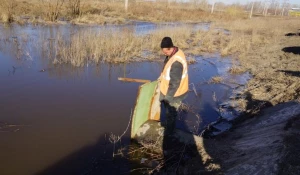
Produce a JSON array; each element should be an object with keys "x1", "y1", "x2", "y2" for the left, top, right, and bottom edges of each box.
[
  {"x1": 41, "y1": 25, "x2": 193, "y2": 66},
  {"x1": 228, "y1": 65, "x2": 245, "y2": 75},
  {"x1": 0, "y1": 0, "x2": 17, "y2": 23},
  {"x1": 210, "y1": 76, "x2": 223, "y2": 84}
]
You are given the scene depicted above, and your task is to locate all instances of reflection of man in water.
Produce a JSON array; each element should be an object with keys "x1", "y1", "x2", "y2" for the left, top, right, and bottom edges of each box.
[{"x1": 159, "y1": 36, "x2": 189, "y2": 135}]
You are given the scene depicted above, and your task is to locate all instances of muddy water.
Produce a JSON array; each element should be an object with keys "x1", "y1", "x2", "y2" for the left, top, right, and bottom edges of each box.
[{"x1": 0, "y1": 23, "x2": 249, "y2": 175}]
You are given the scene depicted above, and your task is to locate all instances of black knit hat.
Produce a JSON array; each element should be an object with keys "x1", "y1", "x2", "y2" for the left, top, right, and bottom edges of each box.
[{"x1": 160, "y1": 37, "x2": 174, "y2": 48}]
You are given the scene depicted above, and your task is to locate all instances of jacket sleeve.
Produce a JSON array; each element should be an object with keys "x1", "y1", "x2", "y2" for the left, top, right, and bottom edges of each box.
[{"x1": 165, "y1": 61, "x2": 183, "y2": 100}]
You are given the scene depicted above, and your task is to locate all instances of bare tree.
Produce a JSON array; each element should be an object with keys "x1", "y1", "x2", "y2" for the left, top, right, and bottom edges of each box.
[
  {"x1": 41, "y1": 0, "x2": 65, "y2": 21},
  {"x1": 272, "y1": 0, "x2": 280, "y2": 15},
  {"x1": 263, "y1": 0, "x2": 271, "y2": 16},
  {"x1": 281, "y1": 0, "x2": 289, "y2": 16}
]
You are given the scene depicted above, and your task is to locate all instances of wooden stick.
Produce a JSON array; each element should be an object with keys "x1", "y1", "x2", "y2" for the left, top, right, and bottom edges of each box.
[{"x1": 118, "y1": 77, "x2": 151, "y2": 83}]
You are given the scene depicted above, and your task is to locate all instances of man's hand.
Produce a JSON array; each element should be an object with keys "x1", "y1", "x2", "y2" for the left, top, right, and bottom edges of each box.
[
  {"x1": 157, "y1": 75, "x2": 161, "y2": 81},
  {"x1": 164, "y1": 95, "x2": 173, "y2": 104}
]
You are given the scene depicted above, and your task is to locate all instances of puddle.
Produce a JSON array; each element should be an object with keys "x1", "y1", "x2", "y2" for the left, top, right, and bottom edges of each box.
[{"x1": 0, "y1": 23, "x2": 250, "y2": 174}]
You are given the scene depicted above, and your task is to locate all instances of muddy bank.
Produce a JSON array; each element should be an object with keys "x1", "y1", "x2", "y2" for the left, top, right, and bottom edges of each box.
[
  {"x1": 215, "y1": 101, "x2": 300, "y2": 175},
  {"x1": 134, "y1": 101, "x2": 300, "y2": 174}
]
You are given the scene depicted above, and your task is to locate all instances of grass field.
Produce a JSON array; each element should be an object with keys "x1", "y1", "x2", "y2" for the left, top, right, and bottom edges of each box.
[{"x1": 0, "y1": 0, "x2": 246, "y2": 24}]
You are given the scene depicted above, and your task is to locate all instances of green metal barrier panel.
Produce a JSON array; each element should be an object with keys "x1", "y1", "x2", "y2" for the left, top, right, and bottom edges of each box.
[{"x1": 131, "y1": 81, "x2": 158, "y2": 138}]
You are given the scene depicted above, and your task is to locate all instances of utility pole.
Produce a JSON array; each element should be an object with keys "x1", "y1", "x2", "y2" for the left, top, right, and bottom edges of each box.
[
  {"x1": 211, "y1": 0, "x2": 215, "y2": 14},
  {"x1": 250, "y1": 1, "x2": 255, "y2": 18},
  {"x1": 125, "y1": 0, "x2": 128, "y2": 12}
]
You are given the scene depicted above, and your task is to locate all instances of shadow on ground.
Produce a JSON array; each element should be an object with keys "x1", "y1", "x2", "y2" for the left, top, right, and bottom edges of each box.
[
  {"x1": 134, "y1": 101, "x2": 224, "y2": 174},
  {"x1": 229, "y1": 91, "x2": 273, "y2": 125},
  {"x1": 277, "y1": 70, "x2": 300, "y2": 78},
  {"x1": 282, "y1": 47, "x2": 300, "y2": 55},
  {"x1": 279, "y1": 114, "x2": 300, "y2": 175},
  {"x1": 285, "y1": 33, "x2": 300, "y2": 36}
]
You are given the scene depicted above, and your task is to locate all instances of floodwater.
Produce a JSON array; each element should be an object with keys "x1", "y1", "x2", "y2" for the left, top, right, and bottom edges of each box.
[{"x1": 0, "y1": 22, "x2": 250, "y2": 175}]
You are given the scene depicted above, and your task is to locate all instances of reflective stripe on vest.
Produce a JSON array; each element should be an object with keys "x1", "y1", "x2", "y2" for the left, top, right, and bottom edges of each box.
[{"x1": 160, "y1": 49, "x2": 189, "y2": 97}]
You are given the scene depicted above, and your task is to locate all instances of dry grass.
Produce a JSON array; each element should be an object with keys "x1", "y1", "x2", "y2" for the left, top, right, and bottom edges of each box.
[
  {"x1": 39, "y1": 26, "x2": 193, "y2": 66},
  {"x1": 210, "y1": 76, "x2": 223, "y2": 84},
  {"x1": 186, "y1": 18, "x2": 300, "y2": 57},
  {"x1": 228, "y1": 65, "x2": 245, "y2": 75},
  {"x1": 0, "y1": 0, "x2": 17, "y2": 23},
  {"x1": 0, "y1": 0, "x2": 244, "y2": 24},
  {"x1": 71, "y1": 14, "x2": 125, "y2": 25},
  {"x1": 212, "y1": 18, "x2": 300, "y2": 106},
  {"x1": 50, "y1": 29, "x2": 145, "y2": 66},
  {"x1": 187, "y1": 57, "x2": 197, "y2": 65}
]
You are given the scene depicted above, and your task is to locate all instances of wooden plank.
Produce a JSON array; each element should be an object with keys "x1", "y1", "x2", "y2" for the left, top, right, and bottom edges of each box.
[{"x1": 118, "y1": 77, "x2": 151, "y2": 83}]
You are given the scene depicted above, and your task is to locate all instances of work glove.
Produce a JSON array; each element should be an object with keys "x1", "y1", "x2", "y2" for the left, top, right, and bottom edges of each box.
[{"x1": 164, "y1": 95, "x2": 173, "y2": 104}]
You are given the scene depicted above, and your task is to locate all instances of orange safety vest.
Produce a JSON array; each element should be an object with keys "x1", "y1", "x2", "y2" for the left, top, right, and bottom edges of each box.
[{"x1": 160, "y1": 49, "x2": 189, "y2": 97}]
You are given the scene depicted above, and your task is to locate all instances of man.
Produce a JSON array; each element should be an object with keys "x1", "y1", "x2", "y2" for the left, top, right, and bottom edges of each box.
[
  {"x1": 159, "y1": 36, "x2": 189, "y2": 135},
  {"x1": 159, "y1": 37, "x2": 189, "y2": 165},
  {"x1": 159, "y1": 36, "x2": 189, "y2": 109}
]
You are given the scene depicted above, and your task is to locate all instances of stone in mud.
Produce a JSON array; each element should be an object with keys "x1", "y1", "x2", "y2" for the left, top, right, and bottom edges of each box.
[{"x1": 200, "y1": 118, "x2": 232, "y2": 138}]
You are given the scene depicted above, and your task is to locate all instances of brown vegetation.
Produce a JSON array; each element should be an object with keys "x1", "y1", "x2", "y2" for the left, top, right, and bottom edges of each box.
[
  {"x1": 210, "y1": 76, "x2": 223, "y2": 84},
  {"x1": 0, "y1": 0, "x2": 17, "y2": 23},
  {"x1": 223, "y1": 18, "x2": 300, "y2": 106},
  {"x1": 228, "y1": 65, "x2": 245, "y2": 74},
  {"x1": 0, "y1": 0, "x2": 244, "y2": 24},
  {"x1": 38, "y1": 26, "x2": 193, "y2": 66},
  {"x1": 184, "y1": 17, "x2": 300, "y2": 109}
]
